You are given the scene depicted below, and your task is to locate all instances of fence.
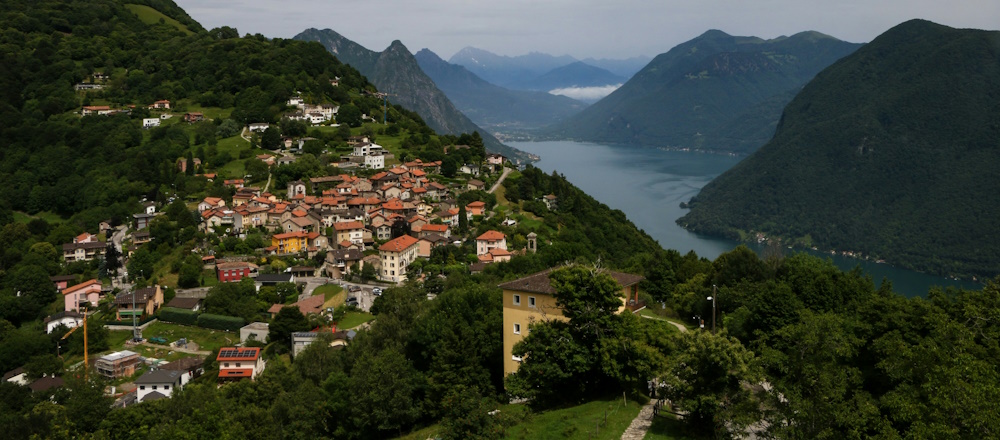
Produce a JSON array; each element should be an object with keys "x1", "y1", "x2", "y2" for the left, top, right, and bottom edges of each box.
[{"x1": 586, "y1": 393, "x2": 631, "y2": 439}]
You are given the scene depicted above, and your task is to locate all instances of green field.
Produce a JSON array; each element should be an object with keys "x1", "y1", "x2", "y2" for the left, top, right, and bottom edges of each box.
[
  {"x1": 643, "y1": 415, "x2": 700, "y2": 440},
  {"x1": 140, "y1": 321, "x2": 239, "y2": 352},
  {"x1": 124, "y1": 4, "x2": 193, "y2": 35},
  {"x1": 505, "y1": 398, "x2": 644, "y2": 440},
  {"x1": 336, "y1": 311, "x2": 375, "y2": 330},
  {"x1": 13, "y1": 210, "x2": 65, "y2": 224}
]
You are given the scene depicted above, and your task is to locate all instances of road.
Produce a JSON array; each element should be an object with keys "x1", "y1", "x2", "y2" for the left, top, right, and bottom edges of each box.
[{"x1": 488, "y1": 166, "x2": 512, "y2": 194}]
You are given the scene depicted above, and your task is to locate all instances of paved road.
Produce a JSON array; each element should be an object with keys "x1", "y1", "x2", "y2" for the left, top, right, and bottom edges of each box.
[{"x1": 488, "y1": 166, "x2": 512, "y2": 194}]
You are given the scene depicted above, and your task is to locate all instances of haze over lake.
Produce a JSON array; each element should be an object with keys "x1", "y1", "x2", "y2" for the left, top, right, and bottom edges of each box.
[{"x1": 510, "y1": 141, "x2": 982, "y2": 297}]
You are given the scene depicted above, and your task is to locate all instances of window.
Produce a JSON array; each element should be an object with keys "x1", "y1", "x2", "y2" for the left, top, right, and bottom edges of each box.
[
  {"x1": 164, "y1": 385, "x2": 170, "y2": 390},
  {"x1": 513, "y1": 323, "x2": 521, "y2": 334},
  {"x1": 152, "y1": 385, "x2": 158, "y2": 390},
  {"x1": 528, "y1": 296, "x2": 536, "y2": 308},
  {"x1": 139, "y1": 385, "x2": 146, "y2": 390},
  {"x1": 224, "y1": 363, "x2": 229, "y2": 368},
  {"x1": 513, "y1": 294, "x2": 521, "y2": 306},
  {"x1": 236, "y1": 363, "x2": 241, "y2": 367}
]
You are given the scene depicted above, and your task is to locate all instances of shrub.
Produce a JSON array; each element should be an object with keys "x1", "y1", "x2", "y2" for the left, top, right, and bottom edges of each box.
[{"x1": 197, "y1": 313, "x2": 245, "y2": 331}]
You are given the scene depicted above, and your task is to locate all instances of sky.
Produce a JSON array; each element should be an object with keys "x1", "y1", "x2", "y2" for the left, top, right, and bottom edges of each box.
[{"x1": 173, "y1": 0, "x2": 999, "y2": 60}]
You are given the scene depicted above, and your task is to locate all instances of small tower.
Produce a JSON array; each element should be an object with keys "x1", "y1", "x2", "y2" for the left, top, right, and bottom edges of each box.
[{"x1": 527, "y1": 232, "x2": 537, "y2": 254}]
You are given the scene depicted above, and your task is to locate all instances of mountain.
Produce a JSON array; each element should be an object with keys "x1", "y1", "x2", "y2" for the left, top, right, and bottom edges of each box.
[
  {"x1": 521, "y1": 61, "x2": 626, "y2": 91},
  {"x1": 448, "y1": 47, "x2": 577, "y2": 89},
  {"x1": 294, "y1": 29, "x2": 533, "y2": 161},
  {"x1": 414, "y1": 49, "x2": 587, "y2": 131},
  {"x1": 542, "y1": 30, "x2": 862, "y2": 153},
  {"x1": 580, "y1": 56, "x2": 652, "y2": 78},
  {"x1": 678, "y1": 20, "x2": 1000, "y2": 278}
]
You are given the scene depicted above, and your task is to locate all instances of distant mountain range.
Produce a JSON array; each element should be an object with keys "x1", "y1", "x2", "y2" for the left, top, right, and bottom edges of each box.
[
  {"x1": 293, "y1": 29, "x2": 532, "y2": 161},
  {"x1": 447, "y1": 47, "x2": 642, "y2": 94},
  {"x1": 414, "y1": 49, "x2": 588, "y2": 131},
  {"x1": 678, "y1": 20, "x2": 1000, "y2": 278},
  {"x1": 541, "y1": 30, "x2": 862, "y2": 153}
]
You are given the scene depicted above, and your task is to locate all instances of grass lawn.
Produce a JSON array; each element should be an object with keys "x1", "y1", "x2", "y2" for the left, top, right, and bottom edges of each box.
[
  {"x1": 140, "y1": 322, "x2": 238, "y2": 353},
  {"x1": 644, "y1": 415, "x2": 701, "y2": 440},
  {"x1": 13, "y1": 210, "x2": 66, "y2": 224},
  {"x1": 505, "y1": 397, "x2": 644, "y2": 440},
  {"x1": 124, "y1": 4, "x2": 194, "y2": 35},
  {"x1": 317, "y1": 284, "x2": 346, "y2": 309},
  {"x1": 335, "y1": 311, "x2": 375, "y2": 329}
]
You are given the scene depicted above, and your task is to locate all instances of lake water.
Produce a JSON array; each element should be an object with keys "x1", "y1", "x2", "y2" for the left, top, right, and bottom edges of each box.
[{"x1": 509, "y1": 141, "x2": 982, "y2": 297}]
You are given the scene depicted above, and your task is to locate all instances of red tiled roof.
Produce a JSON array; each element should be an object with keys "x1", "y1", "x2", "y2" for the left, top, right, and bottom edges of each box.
[
  {"x1": 422, "y1": 224, "x2": 448, "y2": 232},
  {"x1": 477, "y1": 230, "x2": 505, "y2": 241},
  {"x1": 379, "y1": 235, "x2": 419, "y2": 252},
  {"x1": 63, "y1": 279, "x2": 101, "y2": 296},
  {"x1": 334, "y1": 221, "x2": 365, "y2": 231}
]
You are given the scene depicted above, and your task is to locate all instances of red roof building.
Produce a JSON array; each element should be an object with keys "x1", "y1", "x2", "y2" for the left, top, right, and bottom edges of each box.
[{"x1": 217, "y1": 347, "x2": 265, "y2": 382}]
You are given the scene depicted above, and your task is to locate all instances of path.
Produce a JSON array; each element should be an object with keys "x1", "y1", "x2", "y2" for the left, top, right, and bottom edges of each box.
[
  {"x1": 487, "y1": 166, "x2": 512, "y2": 194},
  {"x1": 139, "y1": 341, "x2": 211, "y2": 356},
  {"x1": 621, "y1": 400, "x2": 656, "y2": 440},
  {"x1": 639, "y1": 314, "x2": 688, "y2": 333}
]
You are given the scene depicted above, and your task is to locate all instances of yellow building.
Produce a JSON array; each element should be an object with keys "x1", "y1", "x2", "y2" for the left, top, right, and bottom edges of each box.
[
  {"x1": 498, "y1": 268, "x2": 644, "y2": 377},
  {"x1": 272, "y1": 231, "x2": 308, "y2": 254}
]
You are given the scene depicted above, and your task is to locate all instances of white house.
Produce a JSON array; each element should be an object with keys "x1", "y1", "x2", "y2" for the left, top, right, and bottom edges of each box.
[
  {"x1": 43, "y1": 311, "x2": 85, "y2": 334},
  {"x1": 135, "y1": 369, "x2": 184, "y2": 402},
  {"x1": 248, "y1": 123, "x2": 270, "y2": 133},
  {"x1": 364, "y1": 154, "x2": 385, "y2": 170},
  {"x1": 142, "y1": 118, "x2": 160, "y2": 129},
  {"x1": 287, "y1": 96, "x2": 304, "y2": 107},
  {"x1": 352, "y1": 143, "x2": 384, "y2": 157},
  {"x1": 308, "y1": 112, "x2": 326, "y2": 125}
]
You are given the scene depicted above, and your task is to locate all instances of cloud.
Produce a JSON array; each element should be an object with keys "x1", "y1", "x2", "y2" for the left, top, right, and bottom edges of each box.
[{"x1": 548, "y1": 84, "x2": 622, "y2": 102}]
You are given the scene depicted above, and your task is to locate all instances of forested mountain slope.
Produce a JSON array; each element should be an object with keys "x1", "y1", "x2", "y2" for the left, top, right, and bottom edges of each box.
[
  {"x1": 542, "y1": 30, "x2": 861, "y2": 153},
  {"x1": 414, "y1": 49, "x2": 587, "y2": 130},
  {"x1": 679, "y1": 20, "x2": 1000, "y2": 278},
  {"x1": 293, "y1": 29, "x2": 534, "y2": 162}
]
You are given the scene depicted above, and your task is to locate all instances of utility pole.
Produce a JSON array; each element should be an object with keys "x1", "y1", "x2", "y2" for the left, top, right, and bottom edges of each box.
[
  {"x1": 132, "y1": 270, "x2": 141, "y2": 341},
  {"x1": 711, "y1": 284, "x2": 717, "y2": 333}
]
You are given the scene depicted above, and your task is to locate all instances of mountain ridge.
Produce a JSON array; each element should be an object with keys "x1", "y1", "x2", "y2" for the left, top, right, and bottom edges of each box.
[{"x1": 678, "y1": 19, "x2": 1000, "y2": 278}]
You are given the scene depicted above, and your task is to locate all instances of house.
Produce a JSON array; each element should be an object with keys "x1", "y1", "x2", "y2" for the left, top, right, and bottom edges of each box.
[
  {"x1": 287, "y1": 180, "x2": 307, "y2": 197},
  {"x1": 364, "y1": 154, "x2": 385, "y2": 169},
  {"x1": 81, "y1": 105, "x2": 112, "y2": 116},
  {"x1": 466, "y1": 201, "x2": 486, "y2": 217},
  {"x1": 256, "y1": 154, "x2": 275, "y2": 166},
  {"x1": 113, "y1": 285, "x2": 164, "y2": 320},
  {"x1": 459, "y1": 164, "x2": 480, "y2": 176},
  {"x1": 95, "y1": 350, "x2": 141, "y2": 379},
  {"x1": 217, "y1": 347, "x2": 265, "y2": 383},
  {"x1": 282, "y1": 216, "x2": 317, "y2": 233},
  {"x1": 248, "y1": 123, "x2": 270, "y2": 133},
  {"x1": 133, "y1": 231, "x2": 151, "y2": 245},
  {"x1": 3, "y1": 367, "x2": 29, "y2": 386},
  {"x1": 498, "y1": 268, "x2": 644, "y2": 376},
  {"x1": 165, "y1": 297, "x2": 202, "y2": 312},
  {"x1": 62, "y1": 279, "x2": 102, "y2": 312},
  {"x1": 326, "y1": 248, "x2": 364, "y2": 279},
  {"x1": 487, "y1": 154, "x2": 506, "y2": 166},
  {"x1": 419, "y1": 223, "x2": 450, "y2": 239},
  {"x1": 160, "y1": 357, "x2": 205, "y2": 386},
  {"x1": 62, "y1": 241, "x2": 106, "y2": 262},
  {"x1": 133, "y1": 213, "x2": 156, "y2": 230},
  {"x1": 183, "y1": 112, "x2": 204, "y2": 123},
  {"x1": 272, "y1": 231, "x2": 309, "y2": 254},
  {"x1": 198, "y1": 197, "x2": 225, "y2": 213},
  {"x1": 143, "y1": 201, "x2": 156, "y2": 215},
  {"x1": 334, "y1": 221, "x2": 366, "y2": 245},
  {"x1": 417, "y1": 234, "x2": 448, "y2": 258},
  {"x1": 291, "y1": 329, "x2": 356, "y2": 358},
  {"x1": 255, "y1": 273, "x2": 295, "y2": 292},
  {"x1": 135, "y1": 369, "x2": 183, "y2": 403},
  {"x1": 142, "y1": 118, "x2": 160, "y2": 129},
  {"x1": 467, "y1": 179, "x2": 486, "y2": 191},
  {"x1": 240, "y1": 322, "x2": 270, "y2": 344},
  {"x1": 289, "y1": 266, "x2": 317, "y2": 278},
  {"x1": 379, "y1": 235, "x2": 420, "y2": 284},
  {"x1": 150, "y1": 100, "x2": 171, "y2": 109},
  {"x1": 267, "y1": 294, "x2": 324, "y2": 319},
  {"x1": 50, "y1": 275, "x2": 77, "y2": 291},
  {"x1": 216, "y1": 261, "x2": 259, "y2": 283},
  {"x1": 352, "y1": 143, "x2": 384, "y2": 157},
  {"x1": 478, "y1": 247, "x2": 512, "y2": 263},
  {"x1": 476, "y1": 230, "x2": 507, "y2": 256},
  {"x1": 43, "y1": 311, "x2": 85, "y2": 334},
  {"x1": 543, "y1": 194, "x2": 558, "y2": 210}
]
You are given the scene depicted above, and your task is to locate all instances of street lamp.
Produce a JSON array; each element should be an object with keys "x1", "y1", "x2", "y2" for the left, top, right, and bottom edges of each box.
[{"x1": 706, "y1": 284, "x2": 717, "y2": 334}]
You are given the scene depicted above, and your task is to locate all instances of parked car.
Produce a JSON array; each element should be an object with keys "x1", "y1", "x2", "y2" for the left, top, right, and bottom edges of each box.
[
  {"x1": 372, "y1": 287, "x2": 382, "y2": 296},
  {"x1": 348, "y1": 285, "x2": 361, "y2": 292},
  {"x1": 346, "y1": 296, "x2": 359, "y2": 307}
]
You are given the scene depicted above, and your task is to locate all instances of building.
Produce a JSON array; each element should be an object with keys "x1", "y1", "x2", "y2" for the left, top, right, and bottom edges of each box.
[
  {"x1": 135, "y1": 369, "x2": 183, "y2": 403},
  {"x1": 95, "y1": 350, "x2": 141, "y2": 379},
  {"x1": 62, "y1": 279, "x2": 102, "y2": 312},
  {"x1": 113, "y1": 285, "x2": 164, "y2": 319},
  {"x1": 240, "y1": 322, "x2": 270, "y2": 344},
  {"x1": 43, "y1": 311, "x2": 85, "y2": 334},
  {"x1": 216, "y1": 261, "x2": 259, "y2": 283},
  {"x1": 476, "y1": 230, "x2": 507, "y2": 257},
  {"x1": 272, "y1": 231, "x2": 309, "y2": 254},
  {"x1": 142, "y1": 118, "x2": 160, "y2": 129},
  {"x1": 379, "y1": 235, "x2": 420, "y2": 284},
  {"x1": 292, "y1": 329, "x2": 356, "y2": 357},
  {"x1": 287, "y1": 180, "x2": 307, "y2": 197},
  {"x1": 333, "y1": 221, "x2": 366, "y2": 245},
  {"x1": 62, "y1": 241, "x2": 106, "y2": 262},
  {"x1": 159, "y1": 357, "x2": 205, "y2": 386},
  {"x1": 217, "y1": 347, "x2": 265, "y2": 382},
  {"x1": 497, "y1": 268, "x2": 644, "y2": 376},
  {"x1": 364, "y1": 154, "x2": 385, "y2": 169}
]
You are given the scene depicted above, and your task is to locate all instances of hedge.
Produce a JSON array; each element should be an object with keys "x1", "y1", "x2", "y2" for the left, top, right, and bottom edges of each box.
[
  {"x1": 197, "y1": 313, "x2": 245, "y2": 331},
  {"x1": 158, "y1": 307, "x2": 199, "y2": 326}
]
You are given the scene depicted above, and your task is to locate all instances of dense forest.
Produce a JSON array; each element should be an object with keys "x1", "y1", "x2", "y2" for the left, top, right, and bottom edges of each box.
[
  {"x1": 679, "y1": 20, "x2": 1000, "y2": 279},
  {"x1": 2, "y1": 2, "x2": 1000, "y2": 439}
]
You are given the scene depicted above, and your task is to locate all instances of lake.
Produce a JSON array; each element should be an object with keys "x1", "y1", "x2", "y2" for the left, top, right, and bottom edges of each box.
[{"x1": 509, "y1": 140, "x2": 982, "y2": 297}]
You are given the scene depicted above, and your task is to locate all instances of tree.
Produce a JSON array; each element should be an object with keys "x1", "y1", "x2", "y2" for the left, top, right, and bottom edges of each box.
[
  {"x1": 458, "y1": 204, "x2": 468, "y2": 233},
  {"x1": 337, "y1": 104, "x2": 362, "y2": 128},
  {"x1": 261, "y1": 126, "x2": 281, "y2": 150},
  {"x1": 661, "y1": 330, "x2": 761, "y2": 437},
  {"x1": 347, "y1": 344, "x2": 422, "y2": 437},
  {"x1": 268, "y1": 306, "x2": 309, "y2": 353}
]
